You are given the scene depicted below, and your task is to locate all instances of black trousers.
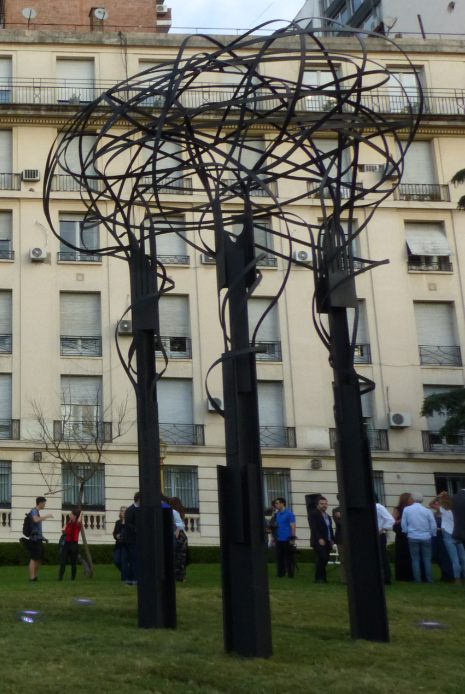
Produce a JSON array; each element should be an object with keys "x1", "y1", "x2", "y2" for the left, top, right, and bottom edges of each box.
[
  {"x1": 379, "y1": 533, "x2": 392, "y2": 584},
  {"x1": 276, "y1": 540, "x2": 295, "y2": 577},
  {"x1": 59, "y1": 542, "x2": 79, "y2": 580},
  {"x1": 313, "y1": 542, "x2": 332, "y2": 582}
]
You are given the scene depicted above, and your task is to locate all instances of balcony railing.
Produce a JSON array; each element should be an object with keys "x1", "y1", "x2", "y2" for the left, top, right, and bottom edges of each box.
[
  {"x1": 51, "y1": 175, "x2": 101, "y2": 193},
  {"x1": 408, "y1": 257, "x2": 453, "y2": 272},
  {"x1": 419, "y1": 345, "x2": 462, "y2": 367},
  {"x1": 155, "y1": 335, "x2": 192, "y2": 359},
  {"x1": 307, "y1": 180, "x2": 351, "y2": 199},
  {"x1": 57, "y1": 251, "x2": 101, "y2": 263},
  {"x1": 224, "y1": 177, "x2": 278, "y2": 198},
  {"x1": 0, "y1": 247, "x2": 14, "y2": 260},
  {"x1": 53, "y1": 420, "x2": 112, "y2": 443},
  {"x1": 256, "y1": 254, "x2": 277, "y2": 268},
  {"x1": 159, "y1": 423, "x2": 205, "y2": 446},
  {"x1": 330, "y1": 427, "x2": 389, "y2": 451},
  {"x1": 0, "y1": 509, "x2": 11, "y2": 528},
  {"x1": 254, "y1": 341, "x2": 282, "y2": 361},
  {"x1": 393, "y1": 183, "x2": 450, "y2": 202},
  {"x1": 62, "y1": 510, "x2": 106, "y2": 532},
  {"x1": 60, "y1": 336, "x2": 102, "y2": 357},
  {"x1": 422, "y1": 430, "x2": 465, "y2": 453},
  {"x1": 184, "y1": 513, "x2": 201, "y2": 534},
  {"x1": 354, "y1": 343, "x2": 371, "y2": 364},
  {"x1": 0, "y1": 334, "x2": 12, "y2": 353},
  {"x1": 157, "y1": 254, "x2": 190, "y2": 265},
  {"x1": 259, "y1": 426, "x2": 296, "y2": 448},
  {"x1": 0, "y1": 173, "x2": 21, "y2": 190},
  {"x1": 139, "y1": 175, "x2": 193, "y2": 195},
  {"x1": 0, "y1": 419, "x2": 20, "y2": 440}
]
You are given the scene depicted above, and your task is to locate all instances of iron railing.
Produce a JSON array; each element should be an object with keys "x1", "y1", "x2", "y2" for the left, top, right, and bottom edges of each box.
[
  {"x1": 259, "y1": 426, "x2": 296, "y2": 448},
  {"x1": 0, "y1": 334, "x2": 12, "y2": 353},
  {"x1": 354, "y1": 343, "x2": 371, "y2": 364},
  {"x1": 60, "y1": 336, "x2": 102, "y2": 357},
  {"x1": 254, "y1": 341, "x2": 282, "y2": 361},
  {"x1": 393, "y1": 183, "x2": 450, "y2": 202},
  {"x1": 408, "y1": 258, "x2": 453, "y2": 272},
  {"x1": 157, "y1": 254, "x2": 190, "y2": 265},
  {"x1": 139, "y1": 175, "x2": 193, "y2": 195},
  {"x1": 422, "y1": 430, "x2": 465, "y2": 453},
  {"x1": 223, "y1": 177, "x2": 278, "y2": 198},
  {"x1": 0, "y1": 173, "x2": 21, "y2": 190},
  {"x1": 256, "y1": 254, "x2": 277, "y2": 268},
  {"x1": 0, "y1": 245, "x2": 14, "y2": 260},
  {"x1": 159, "y1": 423, "x2": 205, "y2": 445},
  {"x1": 53, "y1": 420, "x2": 112, "y2": 443},
  {"x1": 0, "y1": 419, "x2": 20, "y2": 440},
  {"x1": 155, "y1": 335, "x2": 192, "y2": 359},
  {"x1": 419, "y1": 345, "x2": 462, "y2": 367},
  {"x1": 57, "y1": 251, "x2": 101, "y2": 263},
  {"x1": 50, "y1": 174, "x2": 102, "y2": 192},
  {"x1": 330, "y1": 427, "x2": 389, "y2": 451},
  {"x1": 307, "y1": 180, "x2": 351, "y2": 199}
]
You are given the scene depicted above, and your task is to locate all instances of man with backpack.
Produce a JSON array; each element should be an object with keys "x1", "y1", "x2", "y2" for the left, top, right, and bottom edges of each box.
[{"x1": 25, "y1": 496, "x2": 54, "y2": 582}]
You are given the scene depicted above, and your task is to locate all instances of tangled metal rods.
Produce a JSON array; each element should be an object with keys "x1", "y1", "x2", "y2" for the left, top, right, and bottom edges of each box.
[{"x1": 43, "y1": 20, "x2": 421, "y2": 393}]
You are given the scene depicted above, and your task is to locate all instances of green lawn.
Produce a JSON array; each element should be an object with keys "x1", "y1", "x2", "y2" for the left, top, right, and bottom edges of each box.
[{"x1": 1, "y1": 562, "x2": 464, "y2": 693}]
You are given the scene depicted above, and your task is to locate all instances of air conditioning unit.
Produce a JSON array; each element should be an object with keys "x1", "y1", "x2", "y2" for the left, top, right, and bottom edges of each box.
[
  {"x1": 388, "y1": 411, "x2": 412, "y2": 428},
  {"x1": 201, "y1": 253, "x2": 216, "y2": 265},
  {"x1": 118, "y1": 320, "x2": 133, "y2": 335},
  {"x1": 207, "y1": 396, "x2": 223, "y2": 412},
  {"x1": 292, "y1": 249, "x2": 311, "y2": 264},
  {"x1": 156, "y1": 4, "x2": 168, "y2": 13},
  {"x1": 358, "y1": 164, "x2": 384, "y2": 174},
  {"x1": 29, "y1": 247, "x2": 48, "y2": 261},
  {"x1": 22, "y1": 169, "x2": 40, "y2": 182}
]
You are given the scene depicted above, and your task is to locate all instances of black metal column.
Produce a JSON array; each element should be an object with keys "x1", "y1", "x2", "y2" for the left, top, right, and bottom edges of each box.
[
  {"x1": 329, "y1": 307, "x2": 389, "y2": 642},
  {"x1": 129, "y1": 245, "x2": 176, "y2": 629},
  {"x1": 215, "y1": 208, "x2": 272, "y2": 658}
]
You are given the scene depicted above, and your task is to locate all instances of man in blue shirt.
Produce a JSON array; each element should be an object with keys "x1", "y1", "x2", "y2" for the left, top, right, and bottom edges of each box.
[
  {"x1": 274, "y1": 497, "x2": 296, "y2": 578},
  {"x1": 401, "y1": 492, "x2": 437, "y2": 583}
]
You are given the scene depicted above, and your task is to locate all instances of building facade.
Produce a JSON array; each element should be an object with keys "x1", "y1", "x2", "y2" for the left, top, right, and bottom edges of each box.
[{"x1": 0, "y1": 10, "x2": 464, "y2": 546}]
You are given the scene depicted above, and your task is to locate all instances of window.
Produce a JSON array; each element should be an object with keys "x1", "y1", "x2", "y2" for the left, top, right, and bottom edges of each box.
[
  {"x1": 60, "y1": 375, "x2": 103, "y2": 441},
  {"x1": 310, "y1": 138, "x2": 351, "y2": 198},
  {"x1": 0, "y1": 130, "x2": 14, "y2": 190},
  {"x1": 56, "y1": 58, "x2": 95, "y2": 103},
  {"x1": 58, "y1": 214, "x2": 100, "y2": 262},
  {"x1": 150, "y1": 215, "x2": 189, "y2": 264},
  {"x1": 422, "y1": 385, "x2": 465, "y2": 452},
  {"x1": 435, "y1": 474, "x2": 465, "y2": 495},
  {"x1": 414, "y1": 302, "x2": 461, "y2": 366},
  {"x1": 405, "y1": 222, "x2": 452, "y2": 272},
  {"x1": 248, "y1": 298, "x2": 281, "y2": 361},
  {"x1": 347, "y1": 300, "x2": 371, "y2": 364},
  {"x1": 54, "y1": 135, "x2": 98, "y2": 192},
  {"x1": 158, "y1": 378, "x2": 199, "y2": 445},
  {"x1": 373, "y1": 471, "x2": 386, "y2": 506},
  {"x1": 0, "y1": 374, "x2": 12, "y2": 439},
  {"x1": 0, "y1": 211, "x2": 13, "y2": 259},
  {"x1": 303, "y1": 67, "x2": 337, "y2": 111},
  {"x1": 157, "y1": 295, "x2": 191, "y2": 358},
  {"x1": 258, "y1": 381, "x2": 290, "y2": 447},
  {"x1": 62, "y1": 463, "x2": 105, "y2": 509},
  {"x1": 163, "y1": 466, "x2": 199, "y2": 512},
  {"x1": 0, "y1": 58, "x2": 12, "y2": 103},
  {"x1": 0, "y1": 290, "x2": 12, "y2": 354},
  {"x1": 227, "y1": 216, "x2": 276, "y2": 267},
  {"x1": 263, "y1": 468, "x2": 291, "y2": 514},
  {"x1": 396, "y1": 141, "x2": 447, "y2": 201},
  {"x1": 60, "y1": 293, "x2": 101, "y2": 356},
  {"x1": 0, "y1": 461, "x2": 11, "y2": 507},
  {"x1": 388, "y1": 71, "x2": 421, "y2": 112}
]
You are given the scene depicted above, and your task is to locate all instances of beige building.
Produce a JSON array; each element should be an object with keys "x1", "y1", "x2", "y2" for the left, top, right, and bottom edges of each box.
[{"x1": 0, "y1": 7, "x2": 464, "y2": 546}]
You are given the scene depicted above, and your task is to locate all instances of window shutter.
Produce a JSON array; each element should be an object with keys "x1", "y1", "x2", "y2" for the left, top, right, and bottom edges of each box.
[
  {"x1": 0, "y1": 58, "x2": 12, "y2": 81},
  {"x1": 61, "y1": 376, "x2": 102, "y2": 406},
  {"x1": 403, "y1": 141, "x2": 435, "y2": 184},
  {"x1": 347, "y1": 300, "x2": 368, "y2": 343},
  {"x1": 405, "y1": 223, "x2": 451, "y2": 257},
  {"x1": 153, "y1": 216, "x2": 187, "y2": 257},
  {"x1": 157, "y1": 379, "x2": 193, "y2": 424},
  {"x1": 60, "y1": 293, "x2": 101, "y2": 336},
  {"x1": 253, "y1": 218, "x2": 273, "y2": 252},
  {"x1": 62, "y1": 135, "x2": 96, "y2": 176},
  {"x1": 0, "y1": 130, "x2": 12, "y2": 172},
  {"x1": 56, "y1": 59, "x2": 94, "y2": 101},
  {"x1": 414, "y1": 303, "x2": 457, "y2": 346},
  {"x1": 361, "y1": 389, "x2": 373, "y2": 420},
  {"x1": 0, "y1": 374, "x2": 12, "y2": 419},
  {"x1": 0, "y1": 291, "x2": 12, "y2": 334},
  {"x1": 313, "y1": 138, "x2": 349, "y2": 181},
  {"x1": 159, "y1": 295, "x2": 190, "y2": 336},
  {"x1": 0, "y1": 211, "x2": 12, "y2": 241},
  {"x1": 257, "y1": 381, "x2": 284, "y2": 426},
  {"x1": 248, "y1": 299, "x2": 279, "y2": 342},
  {"x1": 240, "y1": 138, "x2": 265, "y2": 170}
]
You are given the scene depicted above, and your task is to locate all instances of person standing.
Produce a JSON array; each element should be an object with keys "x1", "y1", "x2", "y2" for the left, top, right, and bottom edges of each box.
[
  {"x1": 439, "y1": 491, "x2": 465, "y2": 583},
  {"x1": 274, "y1": 497, "x2": 296, "y2": 578},
  {"x1": 392, "y1": 493, "x2": 413, "y2": 581},
  {"x1": 332, "y1": 499, "x2": 345, "y2": 583},
  {"x1": 309, "y1": 496, "x2": 334, "y2": 584},
  {"x1": 58, "y1": 507, "x2": 82, "y2": 580},
  {"x1": 123, "y1": 492, "x2": 140, "y2": 585},
  {"x1": 375, "y1": 496, "x2": 395, "y2": 585},
  {"x1": 170, "y1": 497, "x2": 189, "y2": 582},
  {"x1": 112, "y1": 505, "x2": 126, "y2": 578},
  {"x1": 452, "y1": 488, "x2": 465, "y2": 542},
  {"x1": 401, "y1": 492, "x2": 437, "y2": 583},
  {"x1": 27, "y1": 496, "x2": 54, "y2": 582}
]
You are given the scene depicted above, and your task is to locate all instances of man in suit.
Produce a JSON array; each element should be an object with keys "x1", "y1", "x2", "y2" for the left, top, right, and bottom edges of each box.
[
  {"x1": 309, "y1": 496, "x2": 334, "y2": 583},
  {"x1": 452, "y1": 488, "x2": 465, "y2": 542}
]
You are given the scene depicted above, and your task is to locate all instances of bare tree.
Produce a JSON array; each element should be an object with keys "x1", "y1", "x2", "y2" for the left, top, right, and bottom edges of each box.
[{"x1": 31, "y1": 395, "x2": 131, "y2": 577}]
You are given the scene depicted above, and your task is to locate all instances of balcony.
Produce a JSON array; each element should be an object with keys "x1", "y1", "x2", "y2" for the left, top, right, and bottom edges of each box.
[
  {"x1": 393, "y1": 183, "x2": 450, "y2": 202},
  {"x1": 419, "y1": 345, "x2": 462, "y2": 367},
  {"x1": 57, "y1": 251, "x2": 101, "y2": 263},
  {"x1": 53, "y1": 420, "x2": 112, "y2": 443},
  {"x1": 155, "y1": 335, "x2": 192, "y2": 359},
  {"x1": 422, "y1": 430, "x2": 465, "y2": 453},
  {"x1": 254, "y1": 341, "x2": 282, "y2": 361},
  {"x1": 139, "y1": 175, "x2": 193, "y2": 196},
  {"x1": 50, "y1": 175, "x2": 101, "y2": 193},
  {"x1": 408, "y1": 257, "x2": 452, "y2": 272},
  {"x1": 0, "y1": 334, "x2": 12, "y2": 353},
  {"x1": 259, "y1": 426, "x2": 296, "y2": 448},
  {"x1": 61, "y1": 510, "x2": 105, "y2": 533},
  {"x1": 0, "y1": 419, "x2": 20, "y2": 440},
  {"x1": 0, "y1": 509, "x2": 11, "y2": 528},
  {"x1": 256, "y1": 254, "x2": 277, "y2": 268},
  {"x1": 157, "y1": 254, "x2": 190, "y2": 265},
  {"x1": 0, "y1": 243, "x2": 13, "y2": 260},
  {"x1": 159, "y1": 423, "x2": 205, "y2": 445},
  {"x1": 330, "y1": 427, "x2": 389, "y2": 451},
  {"x1": 354, "y1": 343, "x2": 371, "y2": 364},
  {"x1": 0, "y1": 173, "x2": 21, "y2": 190},
  {"x1": 307, "y1": 181, "x2": 351, "y2": 199},
  {"x1": 223, "y1": 177, "x2": 278, "y2": 198},
  {"x1": 184, "y1": 513, "x2": 201, "y2": 535},
  {"x1": 60, "y1": 336, "x2": 102, "y2": 357}
]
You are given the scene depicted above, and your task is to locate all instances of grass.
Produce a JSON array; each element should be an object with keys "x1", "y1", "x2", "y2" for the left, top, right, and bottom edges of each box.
[{"x1": 1, "y1": 562, "x2": 465, "y2": 693}]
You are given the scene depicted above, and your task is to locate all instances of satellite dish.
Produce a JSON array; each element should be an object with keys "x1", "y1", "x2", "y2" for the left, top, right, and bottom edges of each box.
[
  {"x1": 93, "y1": 7, "x2": 109, "y2": 21},
  {"x1": 22, "y1": 7, "x2": 37, "y2": 20}
]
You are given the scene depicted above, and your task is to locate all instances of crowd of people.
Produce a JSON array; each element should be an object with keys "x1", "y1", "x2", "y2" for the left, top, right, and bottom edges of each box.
[{"x1": 267, "y1": 488, "x2": 465, "y2": 584}]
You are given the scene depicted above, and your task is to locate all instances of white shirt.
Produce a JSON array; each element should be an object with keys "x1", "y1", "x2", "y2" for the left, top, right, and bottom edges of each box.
[
  {"x1": 401, "y1": 502, "x2": 437, "y2": 540},
  {"x1": 440, "y1": 508, "x2": 455, "y2": 535},
  {"x1": 172, "y1": 509, "x2": 185, "y2": 532},
  {"x1": 376, "y1": 503, "x2": 395, "y2": 532}
]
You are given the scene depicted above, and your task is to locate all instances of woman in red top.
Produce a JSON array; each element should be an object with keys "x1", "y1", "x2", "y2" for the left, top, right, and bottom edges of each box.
[{"x1": 58, "y1": 507, "x2": 82, "y2": 580}]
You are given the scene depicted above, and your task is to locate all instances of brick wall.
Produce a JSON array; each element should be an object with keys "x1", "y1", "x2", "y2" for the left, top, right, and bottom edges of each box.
[{"x1": 4, "y1": 0, "x2": 161, "y2": 32}]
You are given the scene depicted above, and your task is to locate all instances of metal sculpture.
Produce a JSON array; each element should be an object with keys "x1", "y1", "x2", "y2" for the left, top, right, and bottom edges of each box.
[{"x1": 43, "y1": 19, "x2": 421, "y2": 653}]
